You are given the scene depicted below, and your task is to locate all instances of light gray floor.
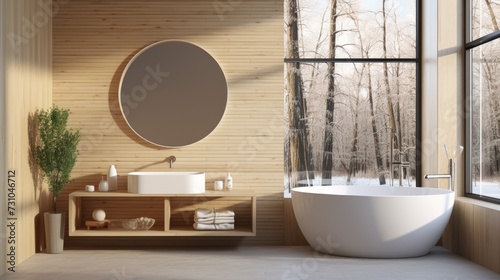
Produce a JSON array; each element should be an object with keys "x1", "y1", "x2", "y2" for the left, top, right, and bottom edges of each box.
[{"x1": 1, "y1": 246, "x2": 498, "y2": 280}]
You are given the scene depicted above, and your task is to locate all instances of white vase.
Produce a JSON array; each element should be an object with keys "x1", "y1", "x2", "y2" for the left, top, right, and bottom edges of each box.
[
  {"x1": 108, "y1": 164, "x2": 117, "y2": 191},
  {"x1": 99, "y1": 177, "x2": 109, "y2": 192},
  {"x1": 44, "y1": 212, "x2": 65, "y2": 254}
]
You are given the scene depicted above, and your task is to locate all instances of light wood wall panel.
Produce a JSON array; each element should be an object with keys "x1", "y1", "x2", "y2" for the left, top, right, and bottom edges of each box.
[
  {"x1": 443, "y1": 199, "x2": 500, "y2": 274},
  {"x1": 436, "y1": 0, "x2": 464, "y2": 193},
  {"x1": 284, "y1": 199, "x2": 307, "y2": 245},
  {"x1": 52, "y1": 0, "x2": 284, "y2": 246},
  {"x1": 421, "y1": 0, "x2": 438, "y2": 188},
  {"x1": 0, "y1": 2, "x2": 5, "y2": 275},
  {"x1": 2, "y1": 0, "x2": 52, "y2": 268}
]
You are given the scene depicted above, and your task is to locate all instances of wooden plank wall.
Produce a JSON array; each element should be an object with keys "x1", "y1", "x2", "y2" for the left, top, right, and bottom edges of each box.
[
  {"x1": 2, "y1": 0, "x2": 53, "y2": 267},
  {"x1": 442, "y1": 199, "x2": 500, "y2": 274},
  {"x1": 0, "y1": 2, "x2": 5, "y2": 275},
  {"x1": 52, "y1": 0, "x2": 284, "y2": 247}
]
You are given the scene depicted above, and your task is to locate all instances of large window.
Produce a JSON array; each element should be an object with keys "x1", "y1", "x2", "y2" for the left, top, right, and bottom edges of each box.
[
  {"x1": 466, "y1": 0, "x2": 500, "y2": 201},
  {"x1": 284, "y1": 0, "x2": 419, "y2": 194}
]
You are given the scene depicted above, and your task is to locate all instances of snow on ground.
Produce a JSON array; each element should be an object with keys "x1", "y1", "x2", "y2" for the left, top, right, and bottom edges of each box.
[{"x1": 471, "y1": 181, "x2": 500, "y2": 199}]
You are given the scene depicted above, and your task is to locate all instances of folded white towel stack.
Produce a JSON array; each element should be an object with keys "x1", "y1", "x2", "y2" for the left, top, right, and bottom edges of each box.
[
  {"x1": 193, "y1": 208, "x2": 235, "y2": 231},
  {"x1": 194, "y1": 217, "x2": 234, "y2": 224},
  {"x1": 193, "y1": 223, "x2": 234, "y2": 230},
  {"x1": 194, "y1": 208, "x2": 235, "y2": 219}
]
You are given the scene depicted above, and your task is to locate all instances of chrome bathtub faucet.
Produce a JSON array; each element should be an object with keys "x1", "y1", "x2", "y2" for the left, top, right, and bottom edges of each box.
[
  {"x1": 424, "y1": 160, "x2": 454, "y2": 191},
  {"x1": 166, "y1": 155, "x2": 176, "y2": 168},
  {"x1": 424, "y1": 145, "x2": 463, "y2": 191}
]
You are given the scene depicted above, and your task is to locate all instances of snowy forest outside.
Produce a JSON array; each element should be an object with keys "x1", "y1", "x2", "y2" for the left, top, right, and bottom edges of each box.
[
  {"x1": 284, "y1": 0, "x2": 418, "y2": 193},
  {"x1": 469, "y1": 0, "x2": 500, "y2": 199}
]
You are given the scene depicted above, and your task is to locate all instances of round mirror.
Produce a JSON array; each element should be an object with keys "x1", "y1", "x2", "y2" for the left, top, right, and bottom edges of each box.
[{"x1": 119, "y1": 40, "x2": 227, "y2": 148}]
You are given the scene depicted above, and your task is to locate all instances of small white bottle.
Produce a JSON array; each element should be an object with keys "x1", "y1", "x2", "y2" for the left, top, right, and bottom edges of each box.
[
  {"x1": 98, "y1": 175, "x2": 109, "y2": 192},
  {"x1": 108, "y1": 164, "x2": 117, "y2": 191},
  {"x1": 226, "y1": 173, "x2": 233, "y2": 191}
]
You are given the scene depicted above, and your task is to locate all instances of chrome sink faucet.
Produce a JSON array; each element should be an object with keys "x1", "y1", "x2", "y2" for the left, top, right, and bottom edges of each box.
[
  {"x1": 424, "y1": 145, "x2": 463, "y2": 191},
  {"x1": 166, "y1": 155, "x2": 176, "y2": 168}
]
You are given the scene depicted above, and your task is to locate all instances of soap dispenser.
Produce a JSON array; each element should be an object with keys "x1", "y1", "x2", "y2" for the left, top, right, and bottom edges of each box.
[{"x1": 226, "y1": 173, "x2": 233, "y2": 191}]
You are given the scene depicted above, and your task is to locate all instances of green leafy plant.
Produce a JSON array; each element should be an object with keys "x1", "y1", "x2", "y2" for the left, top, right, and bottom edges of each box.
[{"x1": 35, "y1": 106, "x2": 80, "y2": 212}]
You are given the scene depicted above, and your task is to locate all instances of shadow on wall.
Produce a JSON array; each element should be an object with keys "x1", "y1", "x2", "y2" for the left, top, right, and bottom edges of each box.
[
  {"x1": 27, "y1": 112, "x2": 51, "y2": 252},
  {"x1": 107, "y1": 45, "x2": 162, "y2": 150}
]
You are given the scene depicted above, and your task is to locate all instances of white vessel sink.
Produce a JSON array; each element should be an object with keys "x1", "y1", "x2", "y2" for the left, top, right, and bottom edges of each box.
[{"x1": 127, "y1": 172, "x2": 205, "y2": 194}]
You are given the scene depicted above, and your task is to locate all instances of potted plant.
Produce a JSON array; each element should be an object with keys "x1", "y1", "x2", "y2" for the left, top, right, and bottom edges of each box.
[{"x1": 35, "y1": 106, "x2": 80, "y2": 254}]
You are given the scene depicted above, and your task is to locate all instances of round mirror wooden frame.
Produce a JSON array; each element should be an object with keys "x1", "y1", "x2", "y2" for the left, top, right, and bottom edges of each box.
[{"x1": 119, "y1": 40, "x2": 227, "y2": 148}]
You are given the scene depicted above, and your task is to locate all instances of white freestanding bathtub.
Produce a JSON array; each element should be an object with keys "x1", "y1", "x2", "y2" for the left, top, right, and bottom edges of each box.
[{"x1": 291, "y1": 186, "x2": 454, "y2": 258}]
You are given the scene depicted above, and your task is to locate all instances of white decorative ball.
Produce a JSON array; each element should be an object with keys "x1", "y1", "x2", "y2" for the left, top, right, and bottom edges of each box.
[{"x1": 92, "y1": 209, "x2": 106, "y2": 221}]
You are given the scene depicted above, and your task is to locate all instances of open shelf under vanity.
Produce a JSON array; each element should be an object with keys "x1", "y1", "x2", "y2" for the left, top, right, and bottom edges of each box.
[{"x1": 68, "y1": 190, "x2": 256, "y2": 237}]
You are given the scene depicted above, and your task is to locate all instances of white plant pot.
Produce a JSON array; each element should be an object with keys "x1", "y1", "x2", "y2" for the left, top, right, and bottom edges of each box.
[{"x1": 44, "y1": 212, "x2": 65, "y2": 254}]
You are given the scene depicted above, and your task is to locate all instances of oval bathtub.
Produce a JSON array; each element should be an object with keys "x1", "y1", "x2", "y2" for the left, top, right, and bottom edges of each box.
[{"x1": 291, "y1": 185, "x2": 454, "y2": 258}]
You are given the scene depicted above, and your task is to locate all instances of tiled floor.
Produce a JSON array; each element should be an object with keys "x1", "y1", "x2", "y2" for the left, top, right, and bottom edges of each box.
[{"x1": 1, "y1": 246, "x2": 498, "y2": 280}]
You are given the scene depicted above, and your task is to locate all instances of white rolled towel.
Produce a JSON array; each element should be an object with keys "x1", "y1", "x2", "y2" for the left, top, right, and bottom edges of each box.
[
  {"x1": 193, "y1": 223, "x2": 234, "y2": 230},
  {"x1": 195, "y1": 208, "x2": 235, "y2": 219},
  {"x1": 194, "y1": 217, "x2": 235, "y2": 224}
]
